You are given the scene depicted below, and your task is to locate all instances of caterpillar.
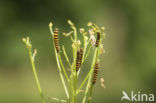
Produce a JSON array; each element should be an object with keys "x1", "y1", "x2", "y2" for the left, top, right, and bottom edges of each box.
[
  {"x1": 54, "y1": 28, "x2": 60, "y2": 53},
  {"x1": 76, "y1": 50, "x2": 80, "y2": 72},
  {"x1": 79, "y1": 48, "x2": 84, "y2": 67},
  {"x1": 76, "y1": 48, "x2": 84, "y2": 72},
  {"x1": 92, "y1": 62, "x2": 99, "y2": 85},
  {"x1": 95, "y1": 32, "x2": 100, "y2": 47}
]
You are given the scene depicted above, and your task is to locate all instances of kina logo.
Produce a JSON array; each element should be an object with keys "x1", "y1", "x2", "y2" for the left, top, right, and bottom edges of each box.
[{"x1": 121, "y1": 91, "x2": 154, "y2": 102}]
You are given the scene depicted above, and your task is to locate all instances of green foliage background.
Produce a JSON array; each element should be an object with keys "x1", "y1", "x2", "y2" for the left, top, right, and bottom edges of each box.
[{"x1": 0, "y1": 0, "x2": 156, "y2": 103}]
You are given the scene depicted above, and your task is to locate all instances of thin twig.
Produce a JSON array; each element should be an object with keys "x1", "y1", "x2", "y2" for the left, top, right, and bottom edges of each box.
[
  {"x1": 23, "y1": 38, "x2": 46, "y2": 103},
  {"x1": 62, "y1": 45, "x2": 71, "y2": 67},
  {"x1": 58, "y1": 54, "x2": 69, "y2": 82},
  {"x1": 49, "y1": 23, "x2": 69, "y2": 99}
]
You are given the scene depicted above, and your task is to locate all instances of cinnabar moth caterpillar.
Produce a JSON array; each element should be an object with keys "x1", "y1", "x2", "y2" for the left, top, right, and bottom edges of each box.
[
  {"x1": 92, "y1": 62, "x2": 99, "y2": 84},
  {"x1": 95, "y1": 32, "x2": 100, "y2": 47},
  {"x1": 76, "y1": 48, "x2": 84, "y2": 72},
  {"x1": 54, "y1": 28, "x2": 60, "y2": 53}
]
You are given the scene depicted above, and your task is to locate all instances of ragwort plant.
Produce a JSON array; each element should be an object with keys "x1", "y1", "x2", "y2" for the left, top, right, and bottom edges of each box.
[{"x1": 22, "y1": 20, "x2": 106, "y2": 103}]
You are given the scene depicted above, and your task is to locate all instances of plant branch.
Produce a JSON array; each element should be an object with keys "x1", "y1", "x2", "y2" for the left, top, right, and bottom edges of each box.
[
  {"x1": 58, "y1": 54, "x2": 69, "y2": 82},
  {"x1": 82, "y1": 47, "x2": 100, "y2": 103},
  {"x1": 62, "y1": 45, "x2": 71, "y2": 68},
  {"x1": 22, "y1": 38, "x2": 46, "y2": 103},
  {"x1": 49, "y1": 23, "x2": 69, "y2": 99}
]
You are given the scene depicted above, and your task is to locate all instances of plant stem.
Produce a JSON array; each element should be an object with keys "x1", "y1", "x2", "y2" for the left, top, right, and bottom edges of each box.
[
  {"x1": 55, "y1": 51, "x2": 69, "y2": 99},
  {"x1": 28, "y1": 48, "x2": 46, "y2": 103},
  {"x1": 58, "y1": 53, "x2": 69, "y2": 82},
  {"x1": 76, "y1": 48, "x2": 96, "y2": 95},
  {"x1": 82, "y1": 44, "x2": 92, "y2": 63},
  {"x1": 69, "y1": 21, "x2": 78, "y2": 103},
  {"x1": 49, "y1": 24, "x2": 69, "y2": 99},
  {"x1": 62, "y1": 45, "x2": 71, "y2": 68},
  {"x1": 82, "y1": 48, "x2": 99, "y2": 103},
  {"x1": 88, "y1": 85, "x2": 93, "y2": 103},
  {"x1": 69, "y1": 75, "x2": 73, "y2": 102},
  {"x1": 82, "y1": 35, "x2": 87, "y2": 60}
]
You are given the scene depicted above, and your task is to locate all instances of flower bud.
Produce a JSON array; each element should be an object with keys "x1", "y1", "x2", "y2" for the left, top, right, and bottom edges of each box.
[
  {"x1": 101, "y1": 26, "x2": 105, "y2": 30},
  {"x1": 84, "y1": 36, "x2": 88, "y2": 41},
  {"x1": 72, "y1": 43, "x2": 76, "y2": 49},
  {"x1": 49, "y1": 22, "x2": 53, "y2": 28},
  {"x1": 68, "y1": 20, "x2": 74, "y2": 26},
  {"x1": 100, "y1": 44, "x2": 105, "y2": 54},
  {"x1": 77, "y1": 40, "x2": 81, "y2": 46},
  {"x1": 22, "y1": 38, "x2": 26, "y2": 43},
  {"x1": 80, "y1": 28, "x2": 85, "y2": 33},
  {"x1": 88, "y1": 22, "x2": 93, "y2": 26},
  {"x1": 63, "y1": 33, "x2": 68, "y2": 37}
]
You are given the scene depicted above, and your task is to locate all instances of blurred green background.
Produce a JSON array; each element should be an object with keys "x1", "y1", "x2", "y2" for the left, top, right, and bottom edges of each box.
[{"x1": 0, "y1": 0, "x2": 156, "y2": 103}]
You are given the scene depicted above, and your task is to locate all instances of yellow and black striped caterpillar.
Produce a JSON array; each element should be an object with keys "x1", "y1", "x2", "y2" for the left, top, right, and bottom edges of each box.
[
  {"x1": 76, "y1": 51, "x2": 80, "y2": 72},
  {"x1": 54, "y1": 28, "x2": 60, "y2": 53},
  {"x1": 79, "y1": 48, "x2": 84, "y2": 66},
  {"x1": 95, "y1": 32, "x2": 100, "y2": 47},
  {"x1": 76, "y1": 48, "x2": 84, "y2": 72},
  {"x1": 92, "y1": 62, "x2": 99, "y2": 85}
]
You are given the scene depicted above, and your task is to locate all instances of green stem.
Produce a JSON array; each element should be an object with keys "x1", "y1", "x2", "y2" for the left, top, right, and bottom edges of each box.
[
  {"x1": 70, "y1": 22, "x2": 77, "y2": 103},
  {"x1": 49, "y1": 25, "x2": 69, "y2": 99},
  {"x1": 82, "y1": 48, "x2": 99, "y2": 103},
  {"x1": 62, "y1": 45, "x2": 71, "y2": 68},
  {"x1": 28, "y1": 48, "x2": 46, "y2": 103},
  {"x1": 82, "y1": 44, "x2": 92, "y2": 63},
  {"x1": 81, "y1": 37, "x2": 91, "y2": 64},
  {"x1": 58, "y1": 53, "x2": 69, "y2": 82},
  {"x1": 88, "y1": 85, "x2": 94, "y2": 103},
  {"x1": 77, "y1": 35, "x2": 91, "y2": 77},
  {"x1": 76, "y1": 48, "x2": 97, "y2": 95},
  {"x1": 83, "y1": 36, "x2": 87, "y2": 59},
  {"x1": 55, "y1": 51, "x2": 69, "y2": 99},
  {"x1": 69, "y1": 75, "x2": 73, "y2": 102},
  {"x1": 72, "y1": 72, "x2": 77, "y2": 103}
]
